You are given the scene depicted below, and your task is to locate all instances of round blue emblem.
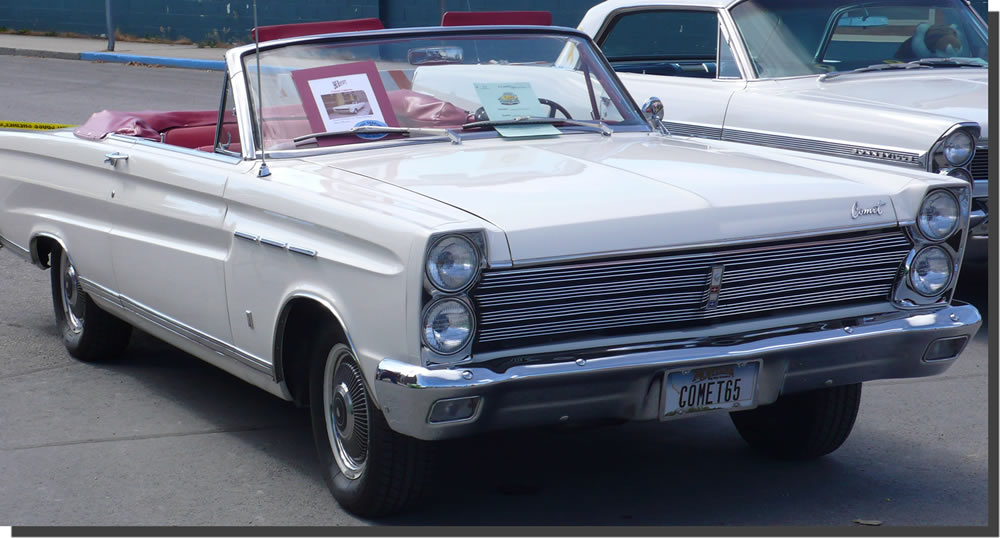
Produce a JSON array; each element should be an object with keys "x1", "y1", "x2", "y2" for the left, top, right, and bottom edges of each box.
[{"x1": 354, "y1": 119, "x2": 388, "y2": 140}]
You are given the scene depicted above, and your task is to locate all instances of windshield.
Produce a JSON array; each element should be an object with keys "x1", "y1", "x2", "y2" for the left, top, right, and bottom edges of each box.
[
  {"x1": 729, "y1": 0, "x2": 988, "y2": 78},
  {"x1": 242, "y1": 31, "x2": 645, "y2": 153}
]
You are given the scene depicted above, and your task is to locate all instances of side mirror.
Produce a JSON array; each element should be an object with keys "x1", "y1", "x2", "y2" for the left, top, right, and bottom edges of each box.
[{"x1": 641, "y1": 97, "x2": 669, "y2": 135}]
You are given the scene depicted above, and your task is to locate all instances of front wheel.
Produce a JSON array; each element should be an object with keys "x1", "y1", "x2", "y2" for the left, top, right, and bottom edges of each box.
[
  {"x1": 309, "y1": 342, "x2": 433, "y2": 517},
  {"x1": 50, "y1": 246, "x2": 132, "y2": 361},
  {"x1": 730, "y1": 383, "x2": 861, "y2": 460}
]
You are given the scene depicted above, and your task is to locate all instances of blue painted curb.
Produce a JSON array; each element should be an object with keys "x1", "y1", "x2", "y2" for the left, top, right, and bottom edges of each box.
[{"x1": 80, "y1": 52, "x2": 225, "y2": 71}]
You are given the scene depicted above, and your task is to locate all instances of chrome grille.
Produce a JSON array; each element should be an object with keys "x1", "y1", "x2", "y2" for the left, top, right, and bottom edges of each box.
[
  {"x1": 970, "y1": 149, "x2": 988, "y2": 180},
  {"x1": 471, "y1": 230, "x2": 911, "y2": 350}
]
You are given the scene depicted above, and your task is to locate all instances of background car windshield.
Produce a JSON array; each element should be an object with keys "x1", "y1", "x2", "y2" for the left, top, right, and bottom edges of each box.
[
  {"x1": 243, "y1": 33, "x2": 643, "y2": 151},
  {"x1": 730, "y1": 0, "x2": 988, "y2": 78}
]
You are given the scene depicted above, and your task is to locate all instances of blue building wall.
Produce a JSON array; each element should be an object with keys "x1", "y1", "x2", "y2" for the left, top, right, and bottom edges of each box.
[{"x1": 0, "y1": 0, "x2": 989, "y2": 45}]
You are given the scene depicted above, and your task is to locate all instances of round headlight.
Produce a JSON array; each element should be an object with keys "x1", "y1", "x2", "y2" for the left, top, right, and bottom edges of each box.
[
  {"x1": 942, "y1": 130, "x2": 974, "y2": 166},
  {"x1": 422, "y1": 298, "x2": 474, "y2": 355},
  {"x1": 917, "y1": 190, "x2": 960, "y2": 241},
  {"x1": 426, "y1": 235, "x2": 480, "y2": 292},
  {"x1": 908, "y1": 246, "x2": 953, "y2": 296},
  {"x1": 940, "y1": 167, "x2": 973, "y2": 183}
]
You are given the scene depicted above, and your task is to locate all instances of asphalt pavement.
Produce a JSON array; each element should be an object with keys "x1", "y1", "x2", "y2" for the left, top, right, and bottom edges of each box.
[{"x1": 0, "y1": 53, "x2": 993, "y2": 528}]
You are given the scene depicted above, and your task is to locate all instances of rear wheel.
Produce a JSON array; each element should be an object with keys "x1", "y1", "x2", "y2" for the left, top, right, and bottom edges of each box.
[
  {"x1": 730, "y1": 383, "x2": 862, "y2": 460},
  {"x1": 309, "y1": 341, "x2": 433, "y2": 517},
  {"x1": 50, "y1": 246, "x2": 132, "y2": 361}
]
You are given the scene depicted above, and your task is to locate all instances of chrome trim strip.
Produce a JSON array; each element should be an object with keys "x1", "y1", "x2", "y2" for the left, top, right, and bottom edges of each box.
[
  {"x1": 78, "y1": 277, "x2": 120, "y2": 306},
  {"x1": 0, "y1": 233, "x2": 32, "y2": 262},
  {"x1": 722, "y1": 128, "x2": 923, "y2": 167},
  {"x1": 504, "y1": 223, "x2": 901, "y2": 267},
  {"x1": 234, "y1": 231, "x2": 260, "y2": 242},
  {"x1": 663, "y1": 121, "x2": 722, "y2": 140},
  {"x1": 288, "y1": 246, "x2": 318, "y2": 258},
  {"x1": 260, "y1": 238, "x2": 287, "y2": 249},
  {"x1": 78, "y1": 276, "x2": 273, "y2": 376}
]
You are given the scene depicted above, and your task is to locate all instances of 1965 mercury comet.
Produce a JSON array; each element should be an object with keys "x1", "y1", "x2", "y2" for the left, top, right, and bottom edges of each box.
[
  {"x1": 0, "y1": 24, "x2": 982, "y2": 516},
  {"x1": 578, "y1": 0, "x2": 989, "y2": 261}
]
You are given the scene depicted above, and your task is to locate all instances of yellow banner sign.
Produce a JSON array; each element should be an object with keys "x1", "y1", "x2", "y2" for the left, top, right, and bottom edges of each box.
[{"x1": 0, "y1": 121, "x2": 75, "y2": 130}]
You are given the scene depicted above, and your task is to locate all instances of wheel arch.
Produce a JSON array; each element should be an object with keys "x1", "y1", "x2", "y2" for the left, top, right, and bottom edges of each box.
[
  {"x1": 273, "y1": 292, "x2": 362, "y2": 408},
  {"x1": 29, "y1": 232, "x2": 68, "y2": 269}
]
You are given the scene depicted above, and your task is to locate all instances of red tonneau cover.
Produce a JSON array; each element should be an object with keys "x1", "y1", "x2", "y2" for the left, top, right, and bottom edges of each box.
[
  {"x1": 73, "y1": 109, "x2": 222, "y2": 141},
  {"x1": 440, "y1": 11, "x2": 552, "y2": 26},
  {"x1": 251, "y1": 18, "x2": 384, "y2": 42}
]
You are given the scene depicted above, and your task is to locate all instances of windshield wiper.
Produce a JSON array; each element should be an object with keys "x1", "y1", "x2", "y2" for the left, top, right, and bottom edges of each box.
[
  {"x1": 910, "y1": 57, "x2": 987, "y2": 68},
  {"x1": 820, "y1": 58, "x2": 986, "y2": 81},
  {"x1": 461, "y1": 116, "x2": 613, "y2": 137},
  {"x1": 293, "y1": 125, "x2": 462, "y2": 147}
]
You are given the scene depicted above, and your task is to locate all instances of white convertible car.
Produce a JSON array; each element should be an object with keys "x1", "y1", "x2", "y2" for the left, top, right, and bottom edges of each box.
[
  {"x1": 0, "y1": 24, "x2": 982, "y2": 516},
  {"x1": 578, "y1": 0, "x2": 989, "y2": 261}
]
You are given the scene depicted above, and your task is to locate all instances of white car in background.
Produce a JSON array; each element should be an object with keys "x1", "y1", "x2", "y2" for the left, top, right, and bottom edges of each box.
[{"x1": 578, "y1": 0, "x2": 989, "y2": 260}]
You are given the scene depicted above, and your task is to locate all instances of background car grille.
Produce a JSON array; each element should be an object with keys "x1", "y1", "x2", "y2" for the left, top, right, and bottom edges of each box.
[
  {"x1": 970, "y1": 149, "x2": 988, "y2": 181},
  {"x1": 471, "y1": 229, "x2": 911, "y2": 351}
]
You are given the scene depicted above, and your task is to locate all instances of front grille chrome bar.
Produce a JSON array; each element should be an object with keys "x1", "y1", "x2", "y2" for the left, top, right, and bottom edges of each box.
[{"x1": 471, "y1": 229, "x2": 911, "y2": 350}]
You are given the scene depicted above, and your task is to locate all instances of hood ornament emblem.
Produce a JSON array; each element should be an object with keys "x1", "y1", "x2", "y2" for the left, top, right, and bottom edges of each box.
[{"x1": 851, "y1": 201, "x2": 886, "y2": 219}]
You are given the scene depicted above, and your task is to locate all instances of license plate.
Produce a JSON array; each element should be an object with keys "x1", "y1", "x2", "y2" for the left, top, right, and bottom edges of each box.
[{"x1": 662, "y1": 361, "x2": 760, "y2": 419}]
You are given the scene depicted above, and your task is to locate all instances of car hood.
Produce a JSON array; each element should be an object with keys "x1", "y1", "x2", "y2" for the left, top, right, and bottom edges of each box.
[
  {"x1": 762, "y1": 69, "x2": 988, "y2": 140},
  {"x1": 306, "y1": 134, "x2": 937, "y2": 263}
]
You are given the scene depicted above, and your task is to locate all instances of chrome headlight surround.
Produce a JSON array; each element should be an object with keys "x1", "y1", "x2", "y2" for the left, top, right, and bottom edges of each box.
[
  {"x1": 916, "y1": 189, "x2": 960, "y2": 241},
  {"x1": 420, "y1": 230, "x2": 487, "y2": 366},
  {"x1": 425, "y1": 233, "x2": 482, "y2": 293},
  {"x1": 420, "y1": 296, "x2": 477, "y2": 356},
  {"x1": 893, "y1": 186, "x2": 970, "y2": 308},
  {"x1": 927, "y1": 123, "x2": 979, "y2": 174}
]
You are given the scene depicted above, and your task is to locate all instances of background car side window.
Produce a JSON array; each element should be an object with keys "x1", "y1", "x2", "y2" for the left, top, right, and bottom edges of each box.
[{"x1": 599, "y1": 10, "x2": 721, "y2": 79}]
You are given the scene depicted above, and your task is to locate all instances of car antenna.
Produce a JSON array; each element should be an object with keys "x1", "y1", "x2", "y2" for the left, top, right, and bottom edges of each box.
[{"x1": 252, "y1": 0, "x2": 271, "y2": 178}]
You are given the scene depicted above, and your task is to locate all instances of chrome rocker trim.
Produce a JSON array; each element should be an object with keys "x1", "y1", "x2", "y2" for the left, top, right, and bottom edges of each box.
[
  {"x1": 78, "y1": 277, "x2": 274, "y2": 377},
  {"x1": 375, "y1": 303, "x2": 980, "y2": 441},
  {"x1": 0, "y1": 233, "x2": 32, "y2": 262}
]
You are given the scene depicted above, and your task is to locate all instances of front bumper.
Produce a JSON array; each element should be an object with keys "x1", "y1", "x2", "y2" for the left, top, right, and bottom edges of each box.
[{"x1": 375, "y1": 303, "x2": 981, "y2": 441}]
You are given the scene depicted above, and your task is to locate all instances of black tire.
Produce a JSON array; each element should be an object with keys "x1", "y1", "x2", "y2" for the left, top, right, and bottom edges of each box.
[
  {"x1": 49, "y1": 246, "x2": 132, "y2": 361},
  {"x1": 730, "y1": 383, "x2": 862, "y2": 460},
  {"x1": 309, "y1": 340, "x2": 433, "y2": 517}
]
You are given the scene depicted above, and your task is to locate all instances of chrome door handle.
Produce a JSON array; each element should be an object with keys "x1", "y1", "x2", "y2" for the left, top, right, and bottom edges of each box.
[{"x1": 104, "y1": 152, "x2": 129, "y2": 166}]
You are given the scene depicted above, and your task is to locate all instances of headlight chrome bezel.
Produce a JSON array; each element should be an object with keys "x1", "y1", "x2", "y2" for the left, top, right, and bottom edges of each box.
[
  {"x1": 894, "y1": 186, "x2": 970, "y2": 308},
  {"x1": 916, "y1": 189, "x2": 961, "y2": 242},
  {"x1": 424, "y1": 233, "x2": 483, "y2": 293},
  {"x1": 420, "y1": 296, "x2": 476, "y2": 356},
  {"x1": 941, "y1": 129, "x2": 975, "y2": 167},
  {"x1": 420, "y1": 230, "x2": 487, "y2": 365},
  {"x1": 907, "y1": 246, "x2": 955, "y2": 297},
  {"x1": 928, "y1": 123, "x2": 979, "y2": 173}
]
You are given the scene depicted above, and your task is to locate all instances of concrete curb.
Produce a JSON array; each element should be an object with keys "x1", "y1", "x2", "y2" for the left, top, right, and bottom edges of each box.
[
  {"x1": 0, "y1": 47, "x2": 81, "y2": 61},
  {"x1": 80, "y1": 52, "x2": 225, "y2": 70},
  {"x1": 0, "y1": 46, "x2": 224, "y2": 70}
]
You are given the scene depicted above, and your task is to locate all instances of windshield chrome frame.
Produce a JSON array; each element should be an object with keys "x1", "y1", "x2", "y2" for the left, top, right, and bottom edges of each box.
[
  {"x1": 724, "y1": 0, "x2": 988, "y2": 81},
  {"x1": 225, "y1": 25, "x2": 649, "y2": 161}
]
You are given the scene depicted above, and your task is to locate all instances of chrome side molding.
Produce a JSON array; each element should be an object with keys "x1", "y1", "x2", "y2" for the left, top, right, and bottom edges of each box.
[{"x1": 78, "y1": 276, "x2": 274, "y2": 377}]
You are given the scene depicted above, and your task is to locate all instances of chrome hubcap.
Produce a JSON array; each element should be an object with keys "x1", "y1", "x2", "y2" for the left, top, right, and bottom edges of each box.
[
  {"x1": 59, "y1": 251, "x2": 84, "y2": 334},
  {"x1": 323, "y1": 350, "x2": 369, "y2": 480}
]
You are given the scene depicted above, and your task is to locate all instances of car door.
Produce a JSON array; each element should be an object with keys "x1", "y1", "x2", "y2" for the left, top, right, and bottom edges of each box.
[
  {"x1": 0, "y1": 133, "x2": 130, "y2": 293},
  {"x1": 594, "y1": 8, "x2": 747, "y2": 140},
  {"x1": 105, "y1": 137, "x2": 253, "y2": 344}
]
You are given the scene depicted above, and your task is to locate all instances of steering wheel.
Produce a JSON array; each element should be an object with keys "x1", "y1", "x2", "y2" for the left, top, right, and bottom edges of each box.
[{"x1": 538, "y1": 98, "x2": 573, "y2": 119}]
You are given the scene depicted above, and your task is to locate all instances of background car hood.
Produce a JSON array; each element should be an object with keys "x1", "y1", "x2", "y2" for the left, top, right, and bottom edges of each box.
[
  {"x1": 308, "y1": 134, "x2": 933, "y2": 263},
  {"x1": 756, "y1": 69, "x2": 988, "y2": 140}
]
